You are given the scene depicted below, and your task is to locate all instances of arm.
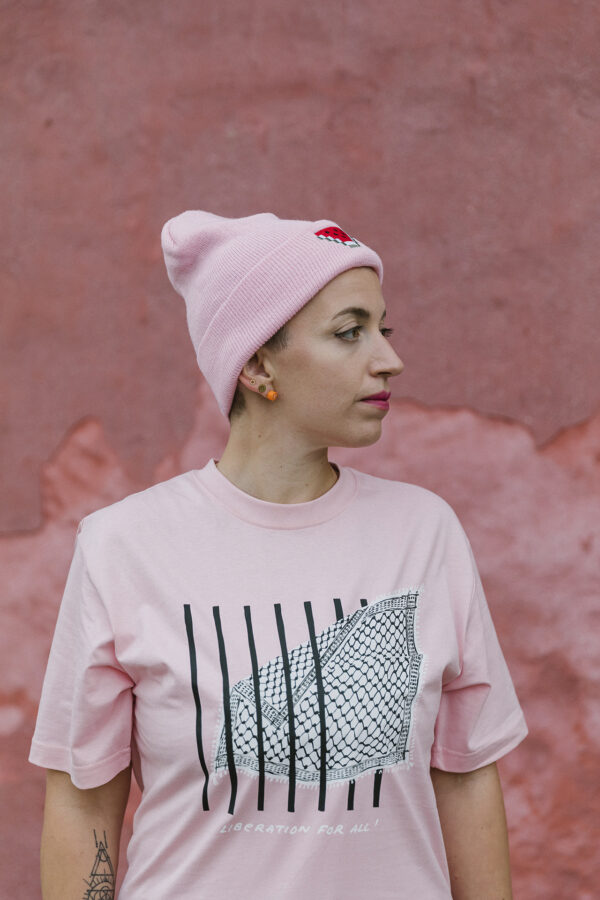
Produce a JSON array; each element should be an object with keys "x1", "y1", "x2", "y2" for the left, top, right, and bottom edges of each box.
[
  {"x1": 41, "y1": 764, "x2": 132, "y2": 900},
  {"x1": 430, "y1": 761, "x2": 513, "y2": 900}
]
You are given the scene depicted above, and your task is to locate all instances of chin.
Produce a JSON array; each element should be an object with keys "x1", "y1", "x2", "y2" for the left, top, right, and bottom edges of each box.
[{"x1": 328, "y1": 426, "x2": 383, "y2": 450}]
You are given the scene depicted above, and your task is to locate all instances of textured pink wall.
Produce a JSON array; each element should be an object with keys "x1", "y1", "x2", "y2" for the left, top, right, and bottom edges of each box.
[{"x1": 2, "y1": 1, "x2": 599, "y2": 897}]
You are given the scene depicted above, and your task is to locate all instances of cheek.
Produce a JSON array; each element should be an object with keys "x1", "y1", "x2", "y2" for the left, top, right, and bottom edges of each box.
[
  {"x1": 280, "y1": 342, "x2": 356, "y2": 405},
  {"x1": 281, "y1": 345, "x2": 334, "y2": 388}
]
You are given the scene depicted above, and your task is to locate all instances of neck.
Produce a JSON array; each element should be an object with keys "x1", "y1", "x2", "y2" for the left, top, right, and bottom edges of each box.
[{"x1": 215, "y1": 444, "x2": 338, "y2": 504}]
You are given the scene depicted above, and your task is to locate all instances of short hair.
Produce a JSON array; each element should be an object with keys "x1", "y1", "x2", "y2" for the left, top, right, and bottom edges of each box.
[{"x1": 228, "y1": 322, "x2": 290, "y2": 421}]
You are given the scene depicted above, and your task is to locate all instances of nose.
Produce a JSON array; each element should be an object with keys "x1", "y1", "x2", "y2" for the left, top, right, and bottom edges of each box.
[
  {"x1": 372, "y1": 333, "x2": 405, "y2": 377},
  {"x1": 391, "y1": 351, "x2": 405, "y2": 375}
]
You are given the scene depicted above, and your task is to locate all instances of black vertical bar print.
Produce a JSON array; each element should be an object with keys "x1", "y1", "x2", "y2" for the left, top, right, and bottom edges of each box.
[
  {"x1": 244, "y1": 605, "x2": 265, "y2": 811},
  {"x1": 183, "y1": 604, "x2": 210, "y2": 810},
  {"x1": 304, "y1": 601, "x2": 327, "y2": 811},
  {"x1": 333, "y1": 597, "x2": 356, "y2": 812},
  {"x1": 362, "y1": 598, "x2": 384, "y2": 808},
  {"x1": 347, "y1": 778, "x2": 356, "y2": 810},
  {"x1": 213, "y1": 606, "x2": 237, "y2": 815},
  {"x1": 274, "y1": 603, "x2": 296, "y2": 812},
  {"x1": 373, "y1": 769, "x2": 383, "y2": 807}
]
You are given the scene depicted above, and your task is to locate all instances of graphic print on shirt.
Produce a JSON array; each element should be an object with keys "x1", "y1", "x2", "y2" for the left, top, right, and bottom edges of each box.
[{"x1": 184, "y1": 590, "x2": 422, "y2": 816}]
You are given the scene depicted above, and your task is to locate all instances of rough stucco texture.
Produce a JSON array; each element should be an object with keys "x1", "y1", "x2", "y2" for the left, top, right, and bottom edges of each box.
[
  {"x1": 2, "y1": 0, "x2": 600, "y2": 531},
  {"x1": 2, "y1": 1, "x2": 600, "y2": 898},
  {"x1": 2, "y1": 384, "x2": 600, "y2": 897}
]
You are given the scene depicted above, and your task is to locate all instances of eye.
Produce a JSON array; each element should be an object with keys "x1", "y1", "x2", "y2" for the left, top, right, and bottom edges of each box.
[
  {"x1": 335, "y1": 326, "x2": 395, "y2": 341},
  {"x1": 336, "y1": 326, "x2": 362, "y2": 340}
]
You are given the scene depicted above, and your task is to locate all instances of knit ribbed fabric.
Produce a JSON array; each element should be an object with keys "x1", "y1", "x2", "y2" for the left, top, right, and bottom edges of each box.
[{"x1": 160, "y1": 210, "x2": 384, "y2": 417}]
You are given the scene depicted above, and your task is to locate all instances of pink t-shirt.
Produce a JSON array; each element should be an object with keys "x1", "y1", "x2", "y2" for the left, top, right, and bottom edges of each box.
[{"x1": 30, "y1": 458, "x2": 528, "y2": 899}]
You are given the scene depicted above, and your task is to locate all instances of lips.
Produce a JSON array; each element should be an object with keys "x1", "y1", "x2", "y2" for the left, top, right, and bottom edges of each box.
[{"x1": 360, "y1": 391, "x2": 391, "y2": 401}]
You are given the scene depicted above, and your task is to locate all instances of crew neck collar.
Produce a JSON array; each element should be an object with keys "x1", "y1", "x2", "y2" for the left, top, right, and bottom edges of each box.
[{"x1": 192, "y1": 457, "x2": 357, "y2": 529}]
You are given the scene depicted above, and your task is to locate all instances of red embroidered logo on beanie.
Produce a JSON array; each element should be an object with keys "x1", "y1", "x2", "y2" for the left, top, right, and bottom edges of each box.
[{"x1": 314, "y1": 226, "x2": 360, "y2": 248}]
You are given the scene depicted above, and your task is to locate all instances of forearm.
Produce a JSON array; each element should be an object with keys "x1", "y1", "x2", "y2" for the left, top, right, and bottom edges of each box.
[
  {"x1": 41, "y1": 765, "x2": 131, "y2": 900},
  {"x1": 430, "y1": 761, "x2": 513, "y2": 900}
]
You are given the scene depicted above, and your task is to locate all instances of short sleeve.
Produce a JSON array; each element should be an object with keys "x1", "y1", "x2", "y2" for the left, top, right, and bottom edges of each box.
[
  {"x1": 29, "y1": 519, "x2": 134, "y2": 788},
  {"x1": 430, "y1": 536, "x2": 528, "y2": 772}
]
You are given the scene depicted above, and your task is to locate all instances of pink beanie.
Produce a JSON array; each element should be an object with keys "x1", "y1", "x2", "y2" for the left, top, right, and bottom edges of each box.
[{"x1": 160, "y1": 210, "x2": 384, "y2": 418}]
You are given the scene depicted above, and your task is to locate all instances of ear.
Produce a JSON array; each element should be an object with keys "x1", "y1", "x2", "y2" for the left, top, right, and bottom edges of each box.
[{"x1": 240, "y1": 348, "x2": 275, "y2": 383}]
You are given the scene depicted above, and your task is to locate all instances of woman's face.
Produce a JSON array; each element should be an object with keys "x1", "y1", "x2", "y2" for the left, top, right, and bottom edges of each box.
[{"x1": 255, "y1": 265, "x2": 405, "y2": 449}]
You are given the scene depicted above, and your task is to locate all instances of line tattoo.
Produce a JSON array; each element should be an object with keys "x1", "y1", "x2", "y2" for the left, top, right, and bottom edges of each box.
[{"x1": 83, "y1": 829, "x2": 115, "y2": 900}]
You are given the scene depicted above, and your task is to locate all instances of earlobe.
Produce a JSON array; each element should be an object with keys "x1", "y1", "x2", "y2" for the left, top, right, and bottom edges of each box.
[{"x1": 242, "y1": 377, "x2": 278, "y2": 401}]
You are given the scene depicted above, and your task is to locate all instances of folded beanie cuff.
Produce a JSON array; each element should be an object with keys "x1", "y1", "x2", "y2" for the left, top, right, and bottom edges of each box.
[{"x1": 161, "y1": 211, "x2": 384, "y2": 418}]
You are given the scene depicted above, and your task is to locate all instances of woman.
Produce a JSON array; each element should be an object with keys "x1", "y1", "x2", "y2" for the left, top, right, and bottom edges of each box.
[{"x1": 30, "y1": 210, "x2": 528, "y2": 899}]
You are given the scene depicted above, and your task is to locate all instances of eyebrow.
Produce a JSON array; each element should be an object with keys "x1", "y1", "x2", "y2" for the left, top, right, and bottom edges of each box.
[{"x1": 330, "y1": 306, "x2": 387, "y2": 322}]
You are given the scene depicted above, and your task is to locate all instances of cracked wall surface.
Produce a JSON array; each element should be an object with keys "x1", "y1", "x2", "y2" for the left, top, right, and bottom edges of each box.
[
  {"x1": 2, "y1": 0, "x2": 600, "y2": 532},
  {"x1": 2, "y1": 1, "x2": 600, "y2": 896},
  {"x1": 2, "y1": 382, "x2": 599, "y2": 896}
]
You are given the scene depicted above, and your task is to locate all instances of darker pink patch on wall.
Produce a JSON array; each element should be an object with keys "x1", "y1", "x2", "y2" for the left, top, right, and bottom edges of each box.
[{"x1": 2, "y1": 1, "x2": 599, "y2": 896}]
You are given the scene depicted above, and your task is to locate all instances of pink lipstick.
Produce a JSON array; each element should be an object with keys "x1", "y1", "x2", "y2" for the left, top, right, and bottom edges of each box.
[{"x1": 360, "y1": 398, "x2": 389, "y2": 410}]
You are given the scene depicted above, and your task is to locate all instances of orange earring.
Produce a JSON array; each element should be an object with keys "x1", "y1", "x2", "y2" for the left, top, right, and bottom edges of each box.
[{"x1": 250, "y1": 379, "x2": 277, "y2": 401}]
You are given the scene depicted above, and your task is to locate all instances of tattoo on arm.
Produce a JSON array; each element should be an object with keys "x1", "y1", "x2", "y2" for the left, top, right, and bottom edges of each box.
[{"x1": 83, "y1": 829, "x2": 115, "y2": 900}]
